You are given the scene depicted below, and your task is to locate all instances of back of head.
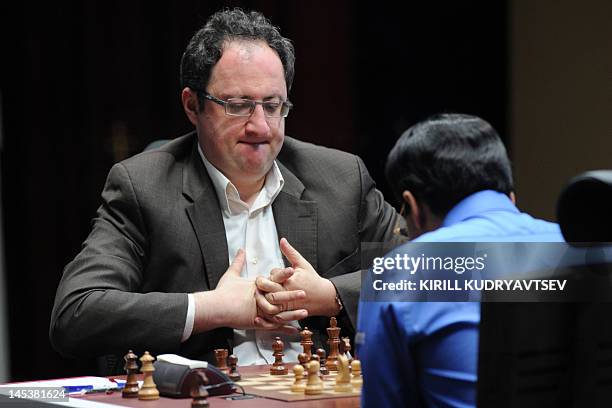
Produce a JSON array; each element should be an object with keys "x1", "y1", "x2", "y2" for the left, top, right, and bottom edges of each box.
[
  {"x1": 385, "y1": 113, "x2": 514, "y2": 216},
  {"x1": 557, "y1": 170, "x2": 612, "y2": 242},
  {"x1": 180, "y1": 8, "x2": 295, "y2": 94}
]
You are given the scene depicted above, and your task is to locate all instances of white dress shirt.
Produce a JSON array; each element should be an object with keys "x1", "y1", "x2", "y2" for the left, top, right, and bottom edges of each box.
[{"x1": 181, "y1": 145, "x2": 301, "y2": 365}]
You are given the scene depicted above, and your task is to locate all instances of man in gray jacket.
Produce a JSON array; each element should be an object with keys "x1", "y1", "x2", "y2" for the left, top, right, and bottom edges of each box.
[{"x1": 50, "y1": 8, "x2": 399, "y2": 365}]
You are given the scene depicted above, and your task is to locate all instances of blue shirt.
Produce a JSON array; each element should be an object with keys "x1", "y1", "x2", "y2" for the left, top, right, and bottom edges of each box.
[{"x1": 358, "y1": 190, "x2": 563, "y2": 408}]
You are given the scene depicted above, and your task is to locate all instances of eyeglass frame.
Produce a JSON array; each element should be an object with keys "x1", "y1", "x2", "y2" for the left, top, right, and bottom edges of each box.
[{"x1": 192, "y1": 89, "x2": 293, "y2": 118}]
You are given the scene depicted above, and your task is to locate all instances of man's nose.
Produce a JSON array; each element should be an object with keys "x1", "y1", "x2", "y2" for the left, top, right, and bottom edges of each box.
[{"x1": 245, "y1": 104, "x2": 271, "y2": 136}]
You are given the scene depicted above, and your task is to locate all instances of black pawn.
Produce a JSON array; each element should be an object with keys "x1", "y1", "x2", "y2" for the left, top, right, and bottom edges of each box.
[
  {"x1": 191, "y1": 370, "x2": 209, "y2": 407},
  {"x1": 228, "y1": 354, "x2": 241, "y2": 381},
  {"x1": 122, "y1": 350, "x2": 139, "y2": 398},
  {"x1": 298, "y1": 352, "x2": 309, "y2": 370},
  {"x1": 317, "y1": 348, "x2": 329, "y2": 375}
]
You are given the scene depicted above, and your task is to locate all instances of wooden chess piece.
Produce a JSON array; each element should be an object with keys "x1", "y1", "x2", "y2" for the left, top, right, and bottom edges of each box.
[
  {"x1": 122, "y1": 350, "x2": 139, "y2": 398},
  {"x1": 341, "y1": 337, "x2": 353, "y2": 363},
  {"x1": 270, "y1": 337, "x2": 288, "y2": 375},
  {"x1": 304, "y1": 360, "x2": 324, "y2": 395},
  {"x1": 334, "y1": 355, "x2": 352, "y2": 393},
  {"x1": 351, "y1": 359, "x2": 363, "y2": 391},
  {"x1": 190, "y1": 370, "x2": 209, "y2": 407},
  {"x1": 326, "y1": 317, "x2": 342, "y2": 371},
  {"x1": 214, "y1": 349, "x2": 229, "y2": 374},
  {"x1": 228, "y1": 354, "x2": 241, "y2": 381},
  {"x1": 300, "y1": 327, "x2": 314, "y2": 359},
  {"x1": 138, "y1": 351, "x2": 159, "y2": 400},
  {"x1": 309, "y1": 354, "x2": 323, "y2": 379},
  {"x1": 316, "y1": 348, "x2": 329, "y2": 375},
  {"x1": 290, "y1": 364, "x2": 306, "y2": 393},
  {"x1": 298, "y1": 352, "x2": 309, "y2": 370}
]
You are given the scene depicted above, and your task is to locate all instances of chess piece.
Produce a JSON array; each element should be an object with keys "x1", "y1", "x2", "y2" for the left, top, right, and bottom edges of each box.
[
  {"x1": 326, "y1": 317, "x2": 342, "y2": 371},
  {"x1": 122, "y1": 350, "x2": 139, "y2": 398},
  {"x1": 334, "y1": 355, "x2": 352, "y2": 393},
  {"x1": 214, "y1": 349, "x2": 229, "y2": 374},
  {"x1": 298, "y1": 352, "x2": 309, "y2": 370},
  {"x1": 309, "y1": 354, "x2": 323, "y2": 379},
  {"x1": 300, "y1": 327, "x2": 314, "y2": 359},
  {"x1": 290, "y1": 364, "x2": 306, "y2": 393},
  {"x1": 228, "y1": 354, "x2": 241, "y2": 381},
  {"x1": 270, "y1": 337, "x2": 288, "y2": 375},
  {"x1": 316, "y1": 348, "x2": 329, "y2": 375},
  {"x1": 190, "y1": 370, "x2": 209, "y2": 407},
  {"x1": 351, "y1": 359, "x2": 363, "y2": 391},
  {"x1": 305, "y1": 360, "x2": 324, "y2": 395},
  {"x1": 138, "y1": 351, "x2": 160, "y2": 400},
  {"x1": 341, "y1": 337, "x2": 353, "y2": 362}
]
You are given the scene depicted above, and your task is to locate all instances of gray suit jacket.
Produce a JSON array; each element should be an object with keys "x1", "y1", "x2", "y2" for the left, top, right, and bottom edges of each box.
[{"x1": 50, "y1": 133, "x2": 399, "y2": 361}]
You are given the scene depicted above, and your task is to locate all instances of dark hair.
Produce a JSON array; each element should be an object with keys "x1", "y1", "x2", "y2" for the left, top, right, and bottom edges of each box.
[
  {"x1": 180, "y1": 8, "x2": 295, "y2": 107},
  {"x1": 385, "y1": 113, "x2": 514, "y2": 216}
]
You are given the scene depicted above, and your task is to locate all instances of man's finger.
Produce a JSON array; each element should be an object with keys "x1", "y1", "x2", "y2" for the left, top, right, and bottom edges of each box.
[
  {"x1": 279, "y1": 238, "x2": 307, "y2": 267},
  {"x1": 269, "y1": 267, "x2": 294, "y2": 284},
  {"x1": 255, "y1": 290, "x2": 281, "y2": 316},
  {"x1": 253, "y1": 316, "x2": 282, "y2": 330},
  {"x1": 255, "y1": 275, "x2": 285, "y2": 293},
  {"x1": 226, "y1": 249, "x2": 245, "y2": 276},
  {"x1": 265, "y1": 290, "x2": 305, "y2": 305},
  {"x1": 273, "y1": 309, "x2": 308, "y2": 322}
]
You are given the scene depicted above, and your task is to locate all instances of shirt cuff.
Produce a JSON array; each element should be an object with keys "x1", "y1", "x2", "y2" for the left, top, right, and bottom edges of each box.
[{"x1": 181, "y1": 294, "x2": 195, "y2": 342}]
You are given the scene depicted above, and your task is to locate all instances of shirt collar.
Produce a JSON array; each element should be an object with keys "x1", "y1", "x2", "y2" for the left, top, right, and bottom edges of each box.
[
  {"x1": 442, "y1": 190, "x2": 519, "y2": 227},
  {"x1": 197, "y1": 144, "x2": 284, "y2": 215}
]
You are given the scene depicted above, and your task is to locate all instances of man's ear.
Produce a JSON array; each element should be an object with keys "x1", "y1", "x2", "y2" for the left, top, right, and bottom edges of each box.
[
  {"x1": 402, "y1": 190, "x2": 423, "y2": 233},
  {"x1": 181, "y1": 87, "x2": 200, "y2": 126},
  {"x1": 509, "y1": 191, "x2": 516, "y2": 204}
]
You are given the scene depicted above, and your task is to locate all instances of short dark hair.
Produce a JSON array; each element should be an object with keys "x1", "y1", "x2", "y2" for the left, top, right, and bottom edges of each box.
[
  {"x1": 180, "y1": 8, "x2": 295, "y2": 107},
  {"x1": 385, "y1": 113, "x2": 514, "y2": 216}
]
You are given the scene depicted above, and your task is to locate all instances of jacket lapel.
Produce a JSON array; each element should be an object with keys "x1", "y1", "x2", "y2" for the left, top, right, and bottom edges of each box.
[
  {"x1": 182, "y1": 139, "x2": 229, "y2": 290},
  {"x1": 273, "y1": 162, "x2": 318, "y2": 272}
]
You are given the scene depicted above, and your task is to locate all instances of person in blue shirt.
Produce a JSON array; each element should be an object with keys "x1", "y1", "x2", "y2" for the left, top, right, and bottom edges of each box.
[{"x1": 357, "y1": 113, "x2": 563, "y2": 408}]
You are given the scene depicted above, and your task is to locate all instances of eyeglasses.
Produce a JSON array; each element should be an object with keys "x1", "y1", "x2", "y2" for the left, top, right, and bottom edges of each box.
[{"x1": 196, "y1": 90, "x2": 293, "y2": 118}]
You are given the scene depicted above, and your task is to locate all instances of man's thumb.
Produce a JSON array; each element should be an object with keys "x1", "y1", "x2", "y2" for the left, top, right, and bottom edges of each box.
[
  {"x1": 227, "y1": 249, "x2": 246, "y2": 276},
  {"x1": 280, "y1": 238, "x2": 305, "y2": 267}
]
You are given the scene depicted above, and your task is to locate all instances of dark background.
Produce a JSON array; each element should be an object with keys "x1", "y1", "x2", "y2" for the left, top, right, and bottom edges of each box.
[{"x1": 0, "y1": 1, "x2": 506, "y2": 381}]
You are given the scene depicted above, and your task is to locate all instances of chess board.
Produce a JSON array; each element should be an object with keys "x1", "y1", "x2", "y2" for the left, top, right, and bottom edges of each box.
[{"x1": 235, "y1": 369, "x2": 361, "y2": 402}]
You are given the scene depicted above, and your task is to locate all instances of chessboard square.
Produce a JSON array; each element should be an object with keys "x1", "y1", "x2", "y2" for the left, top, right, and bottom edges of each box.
[
  {"x1": 235, "y1": 381, "x2": 262, "y2": 386},
  {"x1": 254, "y1": 385, "x2": 293, "y2": 390},
  {"x1": 332, "y1": 390, "x2": 360, "y2": 395}
]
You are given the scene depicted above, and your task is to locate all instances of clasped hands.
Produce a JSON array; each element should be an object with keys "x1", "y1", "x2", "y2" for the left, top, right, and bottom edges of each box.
[{"x1": 193, "y1": 238, "x2": 339, "y2": 334}]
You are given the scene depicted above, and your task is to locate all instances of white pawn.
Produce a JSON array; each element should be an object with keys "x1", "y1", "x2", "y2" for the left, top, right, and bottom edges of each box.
[
  {"x1": 351, "y1": 359, "x2": 363, "y2": 391},
  {"x1": 291, "y1": 364, "x2": 306, "y2": 393},
  {"x1": 305, "y1": 361, "x2": 324, "y2": 395}
]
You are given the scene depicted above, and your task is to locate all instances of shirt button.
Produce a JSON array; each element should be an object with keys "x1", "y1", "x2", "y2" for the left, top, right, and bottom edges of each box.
[{"x1": 251, "y1": 257, "x2": 258, "y2": 264}]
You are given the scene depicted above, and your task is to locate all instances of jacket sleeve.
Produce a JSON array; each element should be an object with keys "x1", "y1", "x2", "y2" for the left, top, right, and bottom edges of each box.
[
  {"x1": 329, "y1": 156, "x2": 403, "y2": 329},
  {"x1": 49, "y1": 162, "x2": 187, "y2": 358}
]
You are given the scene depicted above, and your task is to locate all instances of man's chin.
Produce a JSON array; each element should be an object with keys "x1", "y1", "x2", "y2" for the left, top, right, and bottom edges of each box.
[{"x1": 237, "y1": 160, "x2": 274, "y2": 178}]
